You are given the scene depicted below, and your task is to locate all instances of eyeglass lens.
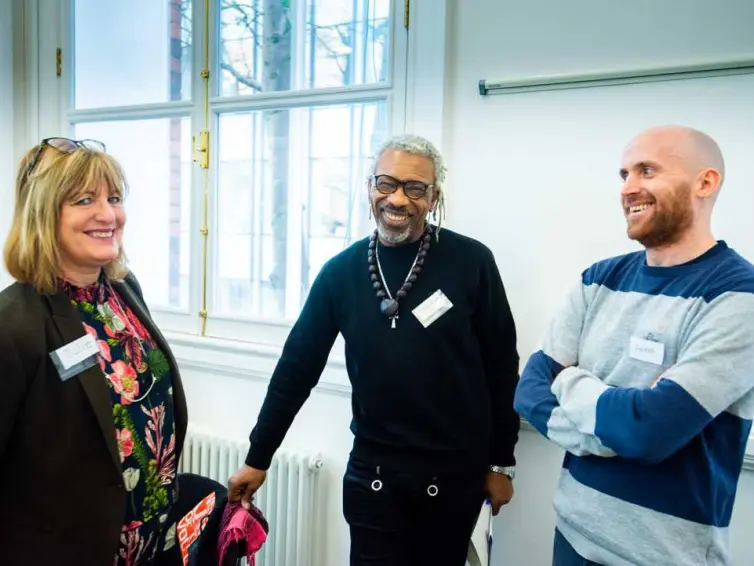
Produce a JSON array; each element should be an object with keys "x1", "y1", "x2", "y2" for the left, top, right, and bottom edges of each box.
[
  {"x1": 46, "y1": 138, "x2": 80, "y2": 152},
  {"x1": 374, "y1": 175, "x2": 429, "y2": 199}
]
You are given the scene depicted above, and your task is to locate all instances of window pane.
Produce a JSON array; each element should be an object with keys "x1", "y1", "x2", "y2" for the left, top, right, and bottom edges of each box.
[
  {"x1": 215, "y1": 100, "x2": 387, "y2": 319},
  {"x1": 74, "y1": 118, "x2": 192, "y2": 310},
  {"x1": 219, "y1": 0, "x2": 391, "y2": 97},
  {"x1": 73, "y1": 0, "x2": 192, "y2": 108}
]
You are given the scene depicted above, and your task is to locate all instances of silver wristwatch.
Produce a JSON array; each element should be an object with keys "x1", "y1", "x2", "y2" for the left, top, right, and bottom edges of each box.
[{"x1": 488, "y1": 465, "x2": 515, "y2": 480}]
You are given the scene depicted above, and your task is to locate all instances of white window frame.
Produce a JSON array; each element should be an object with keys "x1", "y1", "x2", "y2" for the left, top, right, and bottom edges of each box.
[
  {"x1": 19, "y1": 0, "x2": 449, "y2": 391},
  {"x1": 0, "y1": 0, "x2": 16, "y2": 291}
]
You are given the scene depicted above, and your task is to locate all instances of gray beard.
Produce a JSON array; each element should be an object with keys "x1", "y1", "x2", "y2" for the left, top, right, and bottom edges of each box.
[{"x1": 376, "y1": 222, "x2": 412, "y2": 245}]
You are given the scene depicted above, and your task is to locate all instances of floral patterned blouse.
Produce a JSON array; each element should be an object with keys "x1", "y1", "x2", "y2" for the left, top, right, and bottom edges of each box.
[{"x1": 63, "y1": 277, "x2": 178, "y2": 565}]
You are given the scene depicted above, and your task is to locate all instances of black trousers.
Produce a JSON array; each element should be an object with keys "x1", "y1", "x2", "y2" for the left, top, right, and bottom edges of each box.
[{"x1": 342, "y1": 457, "x2": 486, "y2": 566}]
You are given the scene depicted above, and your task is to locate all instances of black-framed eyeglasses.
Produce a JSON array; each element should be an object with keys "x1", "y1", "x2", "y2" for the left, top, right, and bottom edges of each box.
[
  {"x1": 26, "y1": 137, "x2": 107, "y2": 179},
  {"x1": 371, "y1": 174, "x2": 435, "y2": 200}
]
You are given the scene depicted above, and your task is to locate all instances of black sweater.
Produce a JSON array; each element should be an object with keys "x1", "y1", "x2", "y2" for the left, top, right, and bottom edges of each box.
[{"x1": 245, "y1": 227, "x2": 520, "y2": 473}]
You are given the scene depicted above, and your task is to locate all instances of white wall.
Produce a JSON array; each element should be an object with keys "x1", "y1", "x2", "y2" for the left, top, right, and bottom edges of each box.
[
  {"x1": 444, "y1": 0, "x2": 754, "y2": 565},
  {"x1": 444, "y1": 4, "x2": 754, "y2": 357}
]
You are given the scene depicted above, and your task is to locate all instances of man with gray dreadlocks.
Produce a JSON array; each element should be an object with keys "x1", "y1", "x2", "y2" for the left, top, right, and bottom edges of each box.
[{"x1": 228, "y1": 134, "x2": 521, "y2": 565}]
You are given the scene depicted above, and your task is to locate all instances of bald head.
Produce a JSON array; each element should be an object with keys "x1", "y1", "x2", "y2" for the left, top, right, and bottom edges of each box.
[{"x1": 625, "y1": 125, "x2": 725, "y2": 192}]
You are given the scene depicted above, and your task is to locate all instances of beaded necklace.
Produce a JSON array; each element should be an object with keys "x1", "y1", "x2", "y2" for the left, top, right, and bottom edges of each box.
[{"x1": 367, "y1": 226, "x2": 432, "y2": 328}]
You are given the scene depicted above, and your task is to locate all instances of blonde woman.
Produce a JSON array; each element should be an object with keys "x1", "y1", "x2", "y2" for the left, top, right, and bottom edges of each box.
[{"x1": 0, "y1": 138, "x2": 188, "y2": 566}]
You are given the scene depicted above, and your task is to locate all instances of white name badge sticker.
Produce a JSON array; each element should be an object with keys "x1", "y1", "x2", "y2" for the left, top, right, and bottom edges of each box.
[
  {"x1": 50, "y1": 334, "x2": 100, "y2": 381},
  {"x1": 629, "y1": 336, "x2": 665, "y2": 366},
  {"x1": 413, "y1": 289, "x2": 453, "y2": 328}
]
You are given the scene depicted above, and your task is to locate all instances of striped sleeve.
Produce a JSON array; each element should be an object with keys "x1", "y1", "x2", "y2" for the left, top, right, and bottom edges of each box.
[
  {"x1": 552, "y1": 291, "x2": 754, "y2": 464},
  {"x1": 514, "y1": 279, "x2": 616, "y2": 457}
]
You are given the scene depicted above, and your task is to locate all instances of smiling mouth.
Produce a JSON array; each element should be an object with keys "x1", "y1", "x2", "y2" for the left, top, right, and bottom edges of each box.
[
  {"x1": 382, "y1": 210, "x2": 411, "y2": 224},
  {"x1": 627, "y1": 203, "x2": 654, "y2": 217},
  {"x1": 86, "y1": 230, "x2": 115, "y2": 239}
]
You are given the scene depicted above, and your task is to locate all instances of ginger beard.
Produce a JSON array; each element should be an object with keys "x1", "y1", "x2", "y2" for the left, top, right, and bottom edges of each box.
[{"x1": 624, "y1": 181, "x2": 694, "y2": 249}]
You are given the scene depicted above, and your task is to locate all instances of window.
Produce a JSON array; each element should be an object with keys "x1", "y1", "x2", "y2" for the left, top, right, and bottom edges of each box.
[
  {"x1": 215, "y1": 102, "x2": 385, "y2": 320},
  {"x1": 70, "y1": 0, "x2": 194, "y2": 312},
  {"x1": 62, "y1": 0, "x2": 408, "y2": 340}
]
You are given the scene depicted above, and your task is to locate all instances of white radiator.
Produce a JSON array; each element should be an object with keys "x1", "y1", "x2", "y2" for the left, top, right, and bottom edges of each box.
[{"x1": 178, "y1": 425, "x2": 323, "y2": 566}]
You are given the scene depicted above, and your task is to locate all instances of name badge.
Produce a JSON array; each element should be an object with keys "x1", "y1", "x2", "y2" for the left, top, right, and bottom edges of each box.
[
  {"x1": 629, "y1": 336, "x2": 665, "y2": 366},
  {"x1": 413, "y1": 289, "x2": 453, "y2": 328},
  {"x1": 50, "y1": 334, "x2": 100, "y2": 381}
]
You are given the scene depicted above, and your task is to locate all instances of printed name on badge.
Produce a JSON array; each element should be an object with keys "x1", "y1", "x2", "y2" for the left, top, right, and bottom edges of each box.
[
  {"x1": 54, "y1": 334, "x2": 100, "y2": 371},
  {"x1": 629, "y1": 336, "x2": 665, "y2": 366}
]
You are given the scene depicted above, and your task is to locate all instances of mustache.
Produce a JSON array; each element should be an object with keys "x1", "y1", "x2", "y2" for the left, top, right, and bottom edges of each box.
[
  {"x1": 380, "y1": 204, "x2": 411, "y2": 215},
  {"x1": 623, "y1": 193, "x2": 656, "y2": 207}
]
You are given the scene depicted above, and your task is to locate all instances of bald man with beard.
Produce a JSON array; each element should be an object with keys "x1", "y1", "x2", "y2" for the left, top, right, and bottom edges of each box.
[{"x1": 514, "y1": 125, "x2": 754, "y2": 566}]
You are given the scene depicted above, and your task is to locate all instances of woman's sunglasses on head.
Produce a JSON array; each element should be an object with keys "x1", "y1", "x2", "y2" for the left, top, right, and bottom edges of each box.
[{"x1": 26, "y1": 137, "x2": 106, "y2": 178}]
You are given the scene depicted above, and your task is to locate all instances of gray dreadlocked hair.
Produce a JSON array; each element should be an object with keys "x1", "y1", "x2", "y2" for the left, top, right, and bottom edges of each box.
[{"x1": 368, "y1": 133, "x2": 448, "y2": 240}]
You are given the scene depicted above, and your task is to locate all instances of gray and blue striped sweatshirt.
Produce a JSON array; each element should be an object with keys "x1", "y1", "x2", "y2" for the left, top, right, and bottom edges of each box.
[{"x1": 514, "y1": 241, "x2": 754, "y2": 566}]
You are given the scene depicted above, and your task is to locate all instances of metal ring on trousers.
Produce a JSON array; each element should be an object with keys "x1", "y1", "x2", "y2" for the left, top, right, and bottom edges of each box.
[
  {"x1": 371, "y1": 479, "x2": 383, "y2": 491},
  {"x1": 427, "y1": 484, "x2": 438, "y2": 496}
]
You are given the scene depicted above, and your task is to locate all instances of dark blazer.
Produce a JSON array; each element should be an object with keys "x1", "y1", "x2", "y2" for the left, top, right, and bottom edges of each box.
[{"x1": 0, "y1": 273, "x2": 188, "y2": 566}]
